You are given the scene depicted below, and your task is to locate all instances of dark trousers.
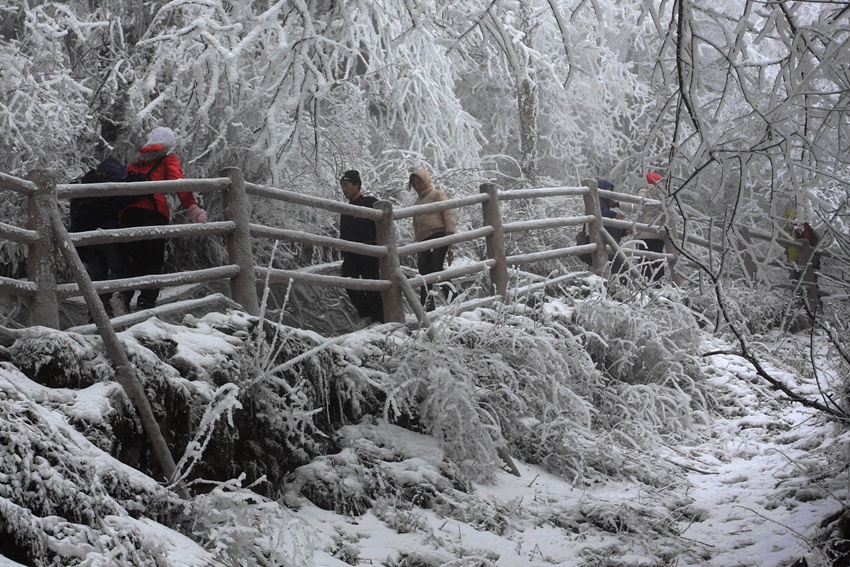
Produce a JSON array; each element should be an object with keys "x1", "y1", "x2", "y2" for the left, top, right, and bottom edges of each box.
[
  {"x1": 78, "y1": 243, "x2": 129, "y2": 315},
  {"x1": 417, "y1": 232, "x2": 450, "y2": 310},
  {"x1": 641, "y1": 238, "x2": 666, "y2": 282},
  {"x1": 120, "y1": 207, "x2": 169, "y2": 309},
  {"x1": 342, "y1": 253, "x2": 384, "y2": 323}
]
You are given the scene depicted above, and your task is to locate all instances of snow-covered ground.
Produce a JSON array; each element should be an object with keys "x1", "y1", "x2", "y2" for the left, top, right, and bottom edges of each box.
[
  {"x1": 290, "y1": 340, "x2": 841, "y2": 566},
  {"x1": 0, "y1": 308, "x2": 843, "y2": 566},
  {"x1": 277, "y1": 333, "x2": 841, "y2": 566}
]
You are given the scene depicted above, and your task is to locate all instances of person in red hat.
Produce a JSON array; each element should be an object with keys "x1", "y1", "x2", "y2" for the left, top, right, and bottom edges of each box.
[{"x1": 619, "y1": 172, "x2": 668, "y2": 282}]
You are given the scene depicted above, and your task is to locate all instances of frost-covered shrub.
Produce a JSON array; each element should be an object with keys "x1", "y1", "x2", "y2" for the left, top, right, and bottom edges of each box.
[
  {"x1": 345, "y1": 293, "x2": 715, "y2": 483},
  {"x1": 686, "y1": 280, "x2": 789, "y2": 335},
  {"x1": 138, "y1": 313, "x2": 351, "y2": 493},
  {"x1": 370, "y1": 299, "x2": 667, "y2": 483},
  {"x1": 9, "y1": 330, "x2": 112, "y2": 389},
  {"x1": 0, "y1": 393, "x2": 180, "y2": 566},
  {"x1": 573, "y1": 292, "x2": 702, "y2": 382},
  {"x1": 189, "y1": 475, "x2": 314, "y2": 567},
  {"x1": 572, "y1": 290, "x2": 713, "y2": 445},
  {"x1": 4, "y1": 312, "x2": 352, "y2": 496},
  {"x1": 290, "y1": 419, "x2": 510, "y2": 539}
]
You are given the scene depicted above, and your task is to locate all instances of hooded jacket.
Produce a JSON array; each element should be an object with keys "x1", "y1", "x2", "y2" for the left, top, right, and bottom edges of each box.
[
  {"x1": 122, "y1": 145, "x2": 198, "y2": 221},
  {"x1": 619, "y1": 182, "x2": 665, "y2": 241},
  {"x1": 411, "y1": 169, "x2": 456, "y2": 242}
]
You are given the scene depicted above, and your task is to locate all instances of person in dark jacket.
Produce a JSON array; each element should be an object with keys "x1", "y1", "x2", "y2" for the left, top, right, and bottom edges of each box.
[
  {"x1": 597, "y1": 179, "x2": 629, "y2": 276},
  {"x1": 339, "y1": 170, "x2": 384, "y2": 323},
  {"x1": 597, "y1": 179, "x2": 628, "y2": 244},
  {"x1": 70, "y1": 157, "x2": 129, "y2": 317},
  {"x1": 119, "y1": 126, "x2": 207, "y2": 311}
]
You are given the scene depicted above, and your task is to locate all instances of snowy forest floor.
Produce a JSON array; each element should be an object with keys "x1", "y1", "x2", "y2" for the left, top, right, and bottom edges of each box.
[
  {"x1": 0, "y1": 296, "x2": 845, "y2": 567},
  {"x1": 294, "y1": 331, "x2": 844, "y2": 567}
]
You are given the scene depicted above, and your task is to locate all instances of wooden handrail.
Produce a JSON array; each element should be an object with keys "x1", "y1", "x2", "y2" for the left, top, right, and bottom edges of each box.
[
  {"x1": 397, "y1": 226, "x2": 494, "y2": 257},
  {"x1": 249, "y1": 223, "x2": 388, "y2": 257},
  {"x1": 498, "y1": 186, "x2": 586, "y2": 200},
  {"x1": 255, "y1": 266, "x2": 392, "y2": 290},
  {"x1": 246, "y1": 182, "x2": 384, "y2": 221},
  {"x1": 57, "y1": 266, "x2": 242, "y2": 299},
  {"x1": 393, "y1": 193, "x2": 489, "y2": 219},
  {"x1": 508, "y1": 243, "x2": 596, "y2": 266},
  {"x1": 503, "y1": 215, "x2": 593, "y2": 233},
  {"x1": 69, "y1": 221, "x2": 236, "y2": 246},
  {"x1": 55, "y1": 177, "x2": 230, "y2": 198},
  {"x1": 0, "y1": 221, "x2": 40, "y2": 245},
  {"x1": 0, "y1": 171, "x2": 37, "y2": 195},
  {"x1": 0, "y1": 276, "x2": 38, "y2": 296},
  {"x1": 405, "y1": 259, "x2": 498, "y2": 289}
]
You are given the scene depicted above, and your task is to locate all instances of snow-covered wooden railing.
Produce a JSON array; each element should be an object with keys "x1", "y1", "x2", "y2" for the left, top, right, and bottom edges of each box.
[
  {"x1": 241, "y1": 180, "x2": 623, "y2": 320},
  {"x1": 245, "y1": 182, "x2": 504, "y2": 322},
  {"x1": 0, "y1": 169, "x2": 818, "y2": 329},
  {"x1": 0, "y1": 169, "x2": 259, "y2": 328}
]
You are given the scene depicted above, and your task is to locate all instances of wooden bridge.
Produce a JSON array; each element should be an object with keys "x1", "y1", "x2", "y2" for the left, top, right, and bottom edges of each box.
[{"x1": 0, "y1": 168, "x2": 819, "y2": 335}]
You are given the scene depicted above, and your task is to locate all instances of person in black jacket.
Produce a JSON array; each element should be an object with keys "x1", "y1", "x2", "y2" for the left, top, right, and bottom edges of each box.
[
  {"x1": 597, "y1": 179, "x2": 629, "y2": 276},
  {"x1": 70, "y1": 157, "x2": 129, "y2": 318},
  {"x1": 339, "y1": 170, "x2": 384, "y2": 323}
]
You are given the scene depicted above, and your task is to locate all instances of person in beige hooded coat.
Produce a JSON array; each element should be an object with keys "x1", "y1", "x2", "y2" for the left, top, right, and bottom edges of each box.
[{"x1": 410, "y1": 168, "x2": 457, "y2": 309}]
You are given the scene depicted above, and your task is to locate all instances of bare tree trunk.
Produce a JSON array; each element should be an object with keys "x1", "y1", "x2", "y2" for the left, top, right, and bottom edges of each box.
[{"x1": 517, "y1": 2, "x2": 539, "y2": 185}]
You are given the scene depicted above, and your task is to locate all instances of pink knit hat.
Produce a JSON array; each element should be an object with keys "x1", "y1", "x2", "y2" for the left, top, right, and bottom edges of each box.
[{"x1": 646, "y1": 172, "x2": 662, "y2": 184}]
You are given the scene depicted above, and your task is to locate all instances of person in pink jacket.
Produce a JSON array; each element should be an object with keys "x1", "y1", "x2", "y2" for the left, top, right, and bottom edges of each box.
[
  {"x1": 410, "y1": 168, "x2": 456, "y2": 310},
  {"x1": 119, "y1": 126, "x2": 207, "y2": 311}
]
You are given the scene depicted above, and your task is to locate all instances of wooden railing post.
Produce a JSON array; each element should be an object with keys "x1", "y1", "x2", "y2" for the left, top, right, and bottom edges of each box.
[
  {"x1": 375, "y1": 201, "x2": 405, "y2": 323},
  {"x1": 479, "y1": 183, "x2": 508, "y2": 296},
  {"x1": 48, "y1": 206, "x2": 185, "y2": 496},
  {"x1": 221, "y1": 168, "x2": 260, "y2": 316},
  {"x1": 581, "y1": 178, "x2": 607, "y2": 273},
  {"x1": 25, "y1": 170, "x2": 59, "y2": 328}
]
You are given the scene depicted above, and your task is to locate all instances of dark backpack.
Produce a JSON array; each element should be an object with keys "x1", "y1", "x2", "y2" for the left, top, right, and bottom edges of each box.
[
  {"x1": 70, "y1": 170, "x2": 119, "y2": 232},
  {"x1": 576, "y1": 226, "x2": 593, "y2": 266},
  {"x1": 113, "y1": 158, "x2": 165, "y2": 210}
]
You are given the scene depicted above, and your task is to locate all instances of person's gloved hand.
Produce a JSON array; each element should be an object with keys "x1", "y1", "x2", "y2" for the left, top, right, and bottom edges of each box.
[
  {"x1": 447, "y1": 246, "x2": 454, "y2": 266},
  {"x1": 187, "y1": 204, "x2": 207, "y2": 223}
]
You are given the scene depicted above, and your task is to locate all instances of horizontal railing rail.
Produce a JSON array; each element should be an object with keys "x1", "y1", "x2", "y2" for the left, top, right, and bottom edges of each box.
[
  {"x1": 0, "y1": 221, "x2": 40, "y2": 245},
  {"x1": 0, "y1": 172, "x2": 37, "y2": 195}
]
